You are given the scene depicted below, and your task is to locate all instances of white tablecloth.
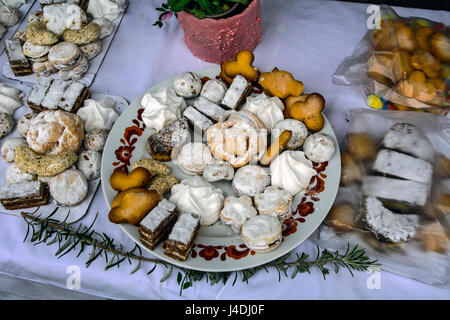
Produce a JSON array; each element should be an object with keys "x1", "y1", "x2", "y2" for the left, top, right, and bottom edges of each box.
[{"x1": 0, "y1": 0, "x2": 449, "y2": 300}]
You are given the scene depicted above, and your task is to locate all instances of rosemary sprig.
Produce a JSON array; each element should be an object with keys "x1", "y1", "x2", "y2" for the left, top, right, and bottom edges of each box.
[{"x1": 21, "y1": 211, "x2": 380, "y2": 295}]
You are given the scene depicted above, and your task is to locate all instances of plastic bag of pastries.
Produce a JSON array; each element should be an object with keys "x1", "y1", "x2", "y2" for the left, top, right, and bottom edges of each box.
[
  {"x1": 333, "y1": 6, "x2": 449, "y2": 116},
  {"x1": 314, "y1": 108, "x2": 450, "y2": 286}
]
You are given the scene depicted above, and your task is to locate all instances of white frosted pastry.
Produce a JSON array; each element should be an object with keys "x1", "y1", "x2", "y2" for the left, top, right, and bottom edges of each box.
[
  {"x1": 84, "y1": 128, "x2": 108, "y2": 151},
  {"x1": 303, "y1": 133, "x2": 336, "y2": 163},
  {"x1": 77, "y1": 97, "x2": 119, "y2": 132},
  {"x1": 176, "y1": 142, "x2": 214, "y2": 176},
  {"x1": 200, "y1": 79, "x2": 227, "y2": 103},
  {"x1": 87, "y1": 0, "x2": 126, "y2": 21},
  {"x1": 270, "y1": 150, "x2": 317, "y2": 195},
  {"x1": 92, "y1": 17, "x2": 114, "y2": 39},
  {"x1": 141, "y1": 88, "x2": 186, "y2": 131},
  {"x1": 232, "y1": 164, "x2": 270, "y2": 197},
  {"x1": 203, "y1": 160, "x2": 234, "y2": 182},
  {"x1": 17, "y1": 113, "x2": 36, "y2": 138},
  {"x1": 169, "y1": 176, "x2": 224, "y2": 226},
  {"x1": 49, "y1": 169, "x2": 88, "y2": 206},
  {"x1": 22, "y1": 40, "x2": 51, "y2": 60},
  {"x1": 76, "y1": 150, "x2": 101, "y2": 180},
  {"x1": 241, "y1": 93, "x2": 284, "y2": 132},
  {"x1": 241, "y1": 215, "x2": 282, "y2": 252},
  {"x1": 220, "y1": 196, "x2": 257, "y2": 233},
  {"x1": 254, "y1": 186, "x2": 293, "y2": 220},
  {"x1": 1, "y1": 137, "x2": 25, "y2": 162},
  {"x1": 0, "y1": 82, "x2": 23, "y2": 115},
  {"x1": 6, "y1": 163, "x2": 35, "y2": 184},
  {"x1": 43, "y1": 3, "x2": 87, "y2": 36},
  {"x1": 173, "y1": 72, "x2": 202, "y2": 98},
  {"x1": 1, "y1": 0, "x2": 28, "y2": 8},
  {"x1": 0, "y1": 5, "x2": 21, "y2": 27},
  {"x1": 272, "y1": 119, "x2": 308, "y2": 150}
]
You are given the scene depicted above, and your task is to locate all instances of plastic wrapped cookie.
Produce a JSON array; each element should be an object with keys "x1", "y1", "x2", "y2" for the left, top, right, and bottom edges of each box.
[
  {"x1": 84, "y1": 128, "x2": 109, "y2": 151},
  {"x1": 0, "y1": 112, "x2": 14, "y2": 139},
  {"x1": 76, "y1": 150, "x2": 101, "y2": 180},
  {"x1": 1, "y1": 137, "x2": 26, "y2": 162},
  {"x1": 173, "y1": 72, "x2": 202, "y2": 98},
  {"x1": 303, "y1": 132, "x2": 336, "y2": 163}
]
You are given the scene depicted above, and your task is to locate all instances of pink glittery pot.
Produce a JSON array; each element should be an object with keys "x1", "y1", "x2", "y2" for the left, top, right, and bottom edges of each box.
[{"x1": 178, "y1": 0, "x2": 262, "y2": 64}]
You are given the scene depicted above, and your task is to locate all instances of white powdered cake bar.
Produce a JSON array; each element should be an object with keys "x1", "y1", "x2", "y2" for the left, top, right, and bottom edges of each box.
[
  {"x1": 191, "y1": 96, "x2": 227, "y2": 122},
  {"x1": 139, "y1": 199, "x2": 178, "y2": 250},
  {"x1": 27, "y1": 78, "x2": 90, "y2": 113},
  {"x1": 362, "y1": 176, "x2": 429, "y2": 207},
  {"x1": 363, "y1": 196, "x2": 419, "y2": 243},
  {"x1": 221, "y1": 75, "x2": 252, "y2": 110},
  {"x1": 183, "y1": 106, "x2": 213, "y2": 135},
  {"x1": 382, "y1": 123, "x2": 435, "y2": 162},
  {"x1": 372, "y1": 149, "x2": 433, "y2": 185},
  {"x1": 4, "y1": 39, "x2": 32, "y2": 76},
  {"x1": 39, "y1": 0, "x2": 88, "y2": 10},
  {"x1": 0, "y1": 181, "x2": 49, "y2": 210},
  {"x1": 164, "y1": 212, "x2": 201, "y2": 261},
  {"x1": 147, "y1": 119, "x2": 189, "y2": 161}
]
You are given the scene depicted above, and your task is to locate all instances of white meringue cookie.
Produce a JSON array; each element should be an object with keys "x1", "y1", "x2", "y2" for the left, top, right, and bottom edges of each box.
[
  {"x1": 169, "y1": 176, "x2": 224, "y2": 226},
  {"x1": 241, "y1": 93, "x2": 284, "y2": 133},
  {"x1": 87, "y1": 0, "x2": 126, "y2": 21},
  {"x1": 303, "y1": 133, "x2": 336, "y2": 163},
  {"x1": 43, "y1": 4, "x2": 87, "y2": 36},
  {"x1": 77, "y1": 97, "x2": 119, "y2": 132},
  {"x1": 200, "y1": 79, "x2": 227, "y2": 103},
  {"x1": 0, "y1": 82, "x2": 23, "y2": 115},
  {"x1": 270, "y1": 150, "x2": 317, "y2": 195},
  {"x1": 141, "y1": 88, "x2": 186, "y2": 131}
]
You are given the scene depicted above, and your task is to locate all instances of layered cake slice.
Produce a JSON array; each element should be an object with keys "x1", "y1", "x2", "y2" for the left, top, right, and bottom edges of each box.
[
  {"x1": 147, "y1": 119, "x2": 189, "y2": 161},
  {"x1": 164, "y1": 212, "x2": 201, "y2": 261},
  {"x1": 0, "y1": 181, "x2": 49, "y2": 210},
  {"x1": 183, "y1": 106, "x2": 213, "y2": 135},
  {"x1": 139, "y1": 199, "x2": 178, "y2": 250},
  {"x1": 191, "y1": 96, "x2": 227, "y2": 122},
  {"x1": 362, "y1": 196, "x2": 419, "y2": 243},
  {"x1": 372, "y1": 149, "x2": 433, "y2": 185},
  {"x1": 27, "y1": 78, "x2": 90, "y2": 113},
  {"x1": 221, "y1": 75, "x2": 252, "y2": 110},
  {"x1": 5, "y1": 39, "x2": 32, "y2": 76}
]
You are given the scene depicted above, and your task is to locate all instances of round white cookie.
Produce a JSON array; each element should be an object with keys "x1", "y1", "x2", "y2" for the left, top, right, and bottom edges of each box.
[
  {"x1": 203, "y1": 160, "x2": 234, "y2": 182},
  {"x1": 84, "y1": 128, "x2": 109, "y2": 151},
  {"x1": 200, "y1": 79, "x2": 227, "y2": 103},
  {"x1": 241, "y1": 215, "x2": 282, "y2": 253},
  {"x1": 80, "y1": 41, "x2": 102, "y2": 60},
  {"x1": 76, "y1": 150, "x2": 101, "y2": 180},
  {"x1": 0, "y1": 5, "x2": 21, "y2": 27},
  {"x1": 232, "y1": 164, "x2": 270, "y2": 197},
  {"x1": 272, "y1": 119, "x2": 308, "y2": 150},
  {"x1": 173, "y1": 72, "x2": 202, "y2": 98},
  {"x1": 0, "y1": 112, "x2": 14, "y2": 139},
  {"x1": 1, "y1": 137, "x2": 26, "y2": 162},
  {"x1": 49, "y1": 169, "x2": 88, "y2": 206},
  {"x1": 303, "y1": 132, "x2": 336, "y2": 163},
  {"x1": 22, "y1": 40, "x2": 51, "y2": 59}
]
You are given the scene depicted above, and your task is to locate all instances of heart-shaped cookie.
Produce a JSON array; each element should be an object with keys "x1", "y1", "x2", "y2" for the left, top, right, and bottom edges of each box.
[
  {"x1": 108, "y1": 189, "x2": 160, "y2": 225},
  {"x1": 110, "y1": 167, "x2": 152, "y2": 191}
]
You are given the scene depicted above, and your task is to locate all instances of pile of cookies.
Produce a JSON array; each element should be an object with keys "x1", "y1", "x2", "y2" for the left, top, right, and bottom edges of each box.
[
  {"x1": 108, "y1": 49, "x2": 337, "y2": 260},
  {"x1": 4, "y1": 0, "x2": 126, "y2": 79},
  {"x1": 0, "y1": 79, "x2": 120, "y2": 211},
  {"x1": 0, "y1": 1, "x2": 29, "y2": 40}
]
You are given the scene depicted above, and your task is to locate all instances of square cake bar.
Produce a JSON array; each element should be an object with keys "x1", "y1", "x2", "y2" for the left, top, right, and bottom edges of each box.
[
  {"x1": 164, "y1": 212, "x2": 201, "y2": 262},
  {"x1": 0, "y1": 181, "x2": 49, "y2": 210},
  {"x1": 4, "y1": 39, "x2": 32, "y2": 77},
  {"x1": 191, "y1": 96, "x2": 227, "y2": 122},
  {"x1": 27, "y1": 77, "x2": 90, "y2": 113},
  {"x1": 221, "y1": 75, "x2": 252, "y2": 110},
  {"x1": 183, "y1": 106, "x2": 213, "y2": 135},
  {"x1": 139, "y1": 199, "x2": 178, "y2": 250}
]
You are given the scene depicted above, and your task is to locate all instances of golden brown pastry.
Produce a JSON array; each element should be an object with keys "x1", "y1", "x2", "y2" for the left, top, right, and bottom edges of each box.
[
  {"x1": 414, "y1": 26, "x2": 435, "y2": 51},
  {"x1": 258, "y1": 68, "x2": 304, "y2": 99},
  {"x1": 417, "y1": 221, "x2": 448, "y2": 254},
  {"x1": 260, "y1": 130, "x2": 292, "y2": 166},
  {"x1": 411, "y1": 50, "x2": 440, "y2": 78},
  {"x1": 110, "y1": 167, "x2": 152, "y2": 192},
  {"x1": 392, "y1": 49, "x2": 414, "y2": 81},
  {"x1": 340, "y1": 152, "x2": 362, "y2": 186},
  {"x1": 221, "y1": 50, "x2": 260, "y2": 83},
  {"x1": 325, "y1": 203, "x2": 359, "y2": 232},
  {"x1": 429, "y1": 32, "x2": 450, "y2": 62},
  {"x1": 395, "y1": 23, "x2": 417, "y2": 52},
  {"x1": 289, "y1": 93, "x2": 325, "y2": 132},
  {"x1": 346, "y1": 132, "x2": 377, "y2": 162},
  {"x1": 396, "y1": 70, "x2": 437, "y2": 102}
]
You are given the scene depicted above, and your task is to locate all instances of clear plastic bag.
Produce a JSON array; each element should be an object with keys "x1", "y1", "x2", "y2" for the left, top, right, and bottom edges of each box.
[
  {"x1": 333, "y1": 6, "x2": 449, "y2": 116},
  {"x1": 313, "y1": 108, "x2": 450, "y2": 286}
]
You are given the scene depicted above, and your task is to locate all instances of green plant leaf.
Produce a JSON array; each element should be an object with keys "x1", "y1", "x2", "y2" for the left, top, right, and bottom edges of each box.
[
  {"x1": 196, "y1": 0, "x2": 209, "y2": 11},
  {"x1": 168, "y1": 0, "x2": 192, "y2": 12},
  {"x1": 227, "y1": 0, "x2": 249, "y2": 6},
  {"x1": 189, "y1": 8, "x2": 206, "y2": 19}
]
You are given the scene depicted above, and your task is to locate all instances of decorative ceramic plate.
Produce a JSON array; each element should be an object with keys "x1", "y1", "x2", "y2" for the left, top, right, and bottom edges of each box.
[{"x1": 101, "y1": 67, "x2": 341, "y2": 272}]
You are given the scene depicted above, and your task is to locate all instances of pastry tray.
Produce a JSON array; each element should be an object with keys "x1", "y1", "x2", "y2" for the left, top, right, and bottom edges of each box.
[
  {"x1": 1, "y1": 0, "x2": 128, "y2": 86},
  {"x1": 0, "y1": 81, "x2": 128, "y2": 223}
]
